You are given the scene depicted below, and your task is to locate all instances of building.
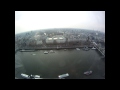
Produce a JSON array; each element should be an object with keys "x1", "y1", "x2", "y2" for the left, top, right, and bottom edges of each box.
[
  {"x1": 55, "y1": 37, "x2": 66, "y2": 43},
  {"x1": 68, "y1": 38, "x2": 79, "y2": 43},
  {"x1": 46, "y1": 35, "x2": 66, "y2": 44},
  {"x1": 52, "y1": 35, "x2": 66, "y2": 44},
  {"x1": 34, "y1": 34, "x2": 41, "y2": 41},
  {"x1": 36, "y1": 40, "x2": 43, "y2": 45},
  {"x1": 46, "y1": 38, "x2": 54, "y2": 44}
]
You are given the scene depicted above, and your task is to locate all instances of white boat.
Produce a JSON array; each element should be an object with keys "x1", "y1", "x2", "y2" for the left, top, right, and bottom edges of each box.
[
  {"x1": 76, "y1": 48, "x2": 80, "y2": 50},
  {"x1": 64, "y1": 49, "x2": 67, "y2": 51},
  {"x1": 32, "y1": 54, "x2": 36, "y2": 55},
  {"x1": 58, "y1": 73, "x2": 69, "y2": 79},
  {"x1": 21, "y1": 73, "x2": 30, "y2": 79},
  {"x1": 84, "y1": 71, "x2": 92, "y2": 75},
  {"x1": 20, "y1": 73, "x2": 69, "y2": 79},
  {"x1": 91, "y1": 47, "x2": 96, "y2": 50},
  {"x1": 21, "y1": 73, "x2": 40, "y2": 79},
  {"x1": 49, "y1": 50, "x2": 55, "y2": 53},
  {"x1": 44, "y1": 51, "x2": 48, "y2": 54}
]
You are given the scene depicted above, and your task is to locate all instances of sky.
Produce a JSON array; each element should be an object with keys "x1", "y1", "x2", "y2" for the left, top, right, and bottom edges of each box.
[{"x1": 15, "y1": 11, "x2": 105, "y2": 34}]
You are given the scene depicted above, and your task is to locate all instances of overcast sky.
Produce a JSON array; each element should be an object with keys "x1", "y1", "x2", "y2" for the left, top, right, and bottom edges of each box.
[{"x1": 15, "y1": 11, "x2": 105, "y2": 34}]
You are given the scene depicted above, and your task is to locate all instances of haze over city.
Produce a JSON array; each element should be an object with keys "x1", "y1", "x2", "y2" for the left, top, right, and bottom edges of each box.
[{"x1": 15, "y1": 11, "x2": 105, "y2": 34}]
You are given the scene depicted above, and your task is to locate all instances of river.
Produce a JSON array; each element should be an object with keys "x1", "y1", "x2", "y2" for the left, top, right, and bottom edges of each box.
[{"x1": 15, "y1": 49, "x2": 105, "y2": 79}]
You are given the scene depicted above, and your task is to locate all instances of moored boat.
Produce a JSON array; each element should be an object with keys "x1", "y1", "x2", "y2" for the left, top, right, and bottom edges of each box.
[
  {"x1": 76, "y1": 48, "x2": 80, "y2": 50},
  {"x1": 44, "y1": 51, "x2": 48, "y2": 54},
  {"x1": 91, "y1": 47, "x2": 96, "y2": 50},
  {"x1": 84, "y1": 71, "x2": 92, "y2": 75},
  {"x1": 49, "y1": 50, "x2": 55, "y2": 53}
]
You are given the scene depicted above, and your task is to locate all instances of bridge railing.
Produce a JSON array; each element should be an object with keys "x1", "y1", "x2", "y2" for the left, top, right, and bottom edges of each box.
[{"x1": 93, "y1": 44, "x2": 105, "y2": 56}]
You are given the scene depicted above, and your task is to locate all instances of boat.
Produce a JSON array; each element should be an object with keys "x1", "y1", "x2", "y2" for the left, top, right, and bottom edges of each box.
[
  {"x1": 21, "y1": 73, "x2": 40, "y2": 79},
  {"x1": 58, "y1": 73, "x2": 69, "y2": 79},
  {"x1": 64, "y1": 49, "x2": 67, "y2": 51},
  {"x1": 20, "y1": 73, "x2": 69, "y2": 79},
  {"x1": 49, "y1": 50, "x2": 55, "y2": 53},
  {"x1": 32, "y1": 54, "x2": 36, "y2": 55},
  {"x1": 91, "y1": 47, "x2": 96, "y2": 50},
  {"x1": 84, "y1": 71, "x2": 92, "y2": 75},
  {"x1": 44, "y1": 51, "x2": 48, "y2": 54},
  {"x1": 21, "y1": 73, "x2": 30, "y2": 79},
  {"x1": 76, "y1": 48, "x2": 80, "y2": 50}
]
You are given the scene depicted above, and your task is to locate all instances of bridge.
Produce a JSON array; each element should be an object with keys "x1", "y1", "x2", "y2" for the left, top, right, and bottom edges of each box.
[{"x1": 93, "y1": 44, "x2": 105, "y2": 57}]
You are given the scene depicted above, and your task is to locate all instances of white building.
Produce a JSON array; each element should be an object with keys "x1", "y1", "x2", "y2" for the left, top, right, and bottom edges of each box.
[
  {"x1": 46, "y1": 38, "x2": 54, "y2": 44},
  {"x1": 56, "y1": 37, "x2": 66, "y2": 43},
  {"x1": 46, "y1": 35, "x2": 66, "y2": 44},
  {"x1": 52, "y1": 35, "x2": 66, "y2": 44}
]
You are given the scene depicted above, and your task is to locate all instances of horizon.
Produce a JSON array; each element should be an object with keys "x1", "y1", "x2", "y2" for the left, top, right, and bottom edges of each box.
[{"x1": 15, "y1": 28, "x2": 105, "y2": 35}]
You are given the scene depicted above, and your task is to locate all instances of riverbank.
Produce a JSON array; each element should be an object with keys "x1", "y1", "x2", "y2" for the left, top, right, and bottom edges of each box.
[{"x1": 15, "y1": 46, "x2": 105, "y2": 57}]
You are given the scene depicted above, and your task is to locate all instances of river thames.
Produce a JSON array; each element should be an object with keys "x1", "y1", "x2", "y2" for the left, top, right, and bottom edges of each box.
[{"x1": 15, "y1": 49, "x2": 105, "y2": 79}]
